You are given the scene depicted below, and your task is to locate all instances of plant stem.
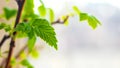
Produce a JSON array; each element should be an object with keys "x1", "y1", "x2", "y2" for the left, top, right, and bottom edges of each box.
[
  {"x1": 5, "y1": 0, "x2": 26, "y2": 68},
  {"x1": 0, "y1": 35, "x2": 10, "y2": 48}
]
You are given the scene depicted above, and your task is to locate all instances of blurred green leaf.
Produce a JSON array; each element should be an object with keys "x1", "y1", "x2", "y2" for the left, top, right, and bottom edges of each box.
[
  {"x1": 0, "y1": 23, "x2": 11, "y2": 32},
  {"x1": 73, "y1": 6, "x2": 80, "y2": 14},
  {"x1": 88, "y1": 15, "x2": 101, "y2": 29},
  {"x1": 21, "y1": 59, "x2": 33, "y2": 68},
  {"x1": 31, "y1": 19, "x2": 58, "y2": 50},
  {"x1": 30, "y1": 49, "x2": 39, "y2": 58},
  {"x1": 3, "y1": 7, "x2": 17, "y2": 20},
  {"x1": 10, "y1": 57, "x2": 16, "y2": 66},
  {"x1": 38, "y1": 5, "x2": 46, "y2": 17},
  {"x1": 27, "y1": 36, "x2": 36, "y2": 52},
  {"x1": 61, "y1": 16, "x2": 69, "y2": 26},
  {"x1": 48, "y1": 8, "x2": 54, "y2": 23},
  {"x1": 22, "y1": 0, "x2": 35, "y2": 19},
  {"x1": 80, "y1": 13, "x2": 88, "y2": 21}
]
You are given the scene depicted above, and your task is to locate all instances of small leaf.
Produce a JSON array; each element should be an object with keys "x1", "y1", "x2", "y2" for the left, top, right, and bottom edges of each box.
[
  {"x1": 21, "y1": 59, "x2": 33, "y2": 68},
  {"x1": 73, "y1": 6, "x2": 80, "y2": 14},
  {"x1": 0, "y1": 23, "x2": 11, "y2": 32},
  {"x1": 0, "y1": 23, "x2": 6, "y2": 29},
  {"x1": 30, "y1": 49, "x2": 39, "y2": 58},
  {"x1": 38, "y1": 5, "x2": 46, "y2": 17},
  {"x1": 88, "y1": 15, "x2": 101, "y2": 29},
  {"x1": 3, "y1": 7, "x2": 17, "y2": 20},
  {"x1": 48, "y1": 8, "x2": 54, "y2": 23},
  {"x1": 61, "y1": 16, "x2": 69, "y2": 26},
  {"x1": 80, "y1": 13, "x2": 88, "y2": 21},
  {"x1": 27, "y1": 36, "x2": 36, "y2": 52},
  {"x1": 31, "y1": 19, "x2": 58, "y2": 50}
]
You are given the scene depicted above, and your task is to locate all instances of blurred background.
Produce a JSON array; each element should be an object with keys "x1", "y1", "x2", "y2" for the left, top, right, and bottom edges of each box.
[{"x1": 1, "y1": 0, "x2": 120, "y2": 68}]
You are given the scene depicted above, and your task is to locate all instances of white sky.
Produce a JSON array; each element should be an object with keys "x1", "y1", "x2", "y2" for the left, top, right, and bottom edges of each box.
[{"x1": 34, "y1": 0, "x2": 120, "y2": 14}]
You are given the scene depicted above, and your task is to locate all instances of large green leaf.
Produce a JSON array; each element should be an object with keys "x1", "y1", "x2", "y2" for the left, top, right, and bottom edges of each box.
[
  {"x1": 88, "y1": 15, "x2": 101, "y2": 29},
  {"x1": 3, "y1": 7, "x2": 17, "y2": 20},
  {"x1": 38, "y1": 5, "x2": 46, "y2": 17},
  {"x1": 31, "y1": 19, "x2": 58, "y2": 50}
]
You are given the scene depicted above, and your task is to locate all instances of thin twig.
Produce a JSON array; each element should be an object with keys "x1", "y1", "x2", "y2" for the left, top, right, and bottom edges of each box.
[
  {"x1": 0, "y1": 35, "x2": 10, "y2": 48},
  {"x1": 5, "y1": 0, "x2": 26, "y2": 68}
]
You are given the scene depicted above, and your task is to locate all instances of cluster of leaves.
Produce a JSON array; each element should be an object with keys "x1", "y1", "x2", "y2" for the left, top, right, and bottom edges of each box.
[
  {"x1": 73, "y1": 6, "x2": 101, "y2": 29},
  {"x1": 0, "y1": 0, "x2": 101, "y2": 68}
]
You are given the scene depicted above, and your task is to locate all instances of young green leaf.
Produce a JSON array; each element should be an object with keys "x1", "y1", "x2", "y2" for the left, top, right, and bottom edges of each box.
[
  {"x1": 73, "y1": 6, "x2": 80, "y2": 14},
  {"x1": 88, "y1": 15, "x2": 101, "y2": 29},
  {"x1": 0, "y1": 23, "x2": 11, "y2": 32},
  {"x1": 38, "y1": 5, "x2": 46, "y2": 17},
  {"x1": 48, "y1": 8, "x2": 55, "y2": 23},
  {"x1": 3, "y1": 7, "x2": 17, "y2": 20},
  {"x1": 30, "y1": 49, "x2": 39, "y2": 58},
  {"x1": 80, "y1": 13, "x2": 88, "y2": 21},
  {"x1": 21, "y1": 59, "x2": 33, "y2": 68},
  {"x1": 27, "y1": 36, "x2": 36, "y2": 52},
  {"x1": 31, "y1": 19, "x2": 58, "y2": 50}
]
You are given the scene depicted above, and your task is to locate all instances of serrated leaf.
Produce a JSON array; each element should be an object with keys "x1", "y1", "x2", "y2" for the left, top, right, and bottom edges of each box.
[
  {"x1": 38, "y1": 5, "x2": 46, "y2": 17},
  {"x1": 80, "y1": 13, "x2": 88, "y2": 21},
  {"x1": 27, "y1": 36, "x2": 36, "y2": 52},
  {"x1": 31, "y1": 19, "x2": 58, "y2": 50},
  {"x1": 73, "y1": 6, "x2": 80, "y2": 14},
  {"x1": 88, "y1": 15, "x2": 101, "y2": 29},
  {"x1": 48, "y1": 8, "x2": 54, "y2": 23},
  {"x1": 3, "y1": 7, "x2": 17, "y2": 20}
]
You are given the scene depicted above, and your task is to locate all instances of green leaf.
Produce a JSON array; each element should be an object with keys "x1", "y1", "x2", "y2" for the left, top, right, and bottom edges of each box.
[
  {"x1": 30, "y1": 49, "x2": 39, "y2": 58},
  {"x1": 22, "y1": 0, "x2": 35, "y2": 19},
  {"x1": 48, "y1": 8, "x2": 54, "y2": 23},
  {"x1": 80, "y1": 13, "x2": 88, "y2": 21},
  {"x1": 61, "y1": 16, "x2": 69, "y2": 26},
  {"x1": 38, "y1": 5, "x2": 46, "y2": 17},
  {"x1": 0, "y1": 23, "x2": 11, "y2": 32},
  {"x1": 88, "y1": 15, "x2": 101, "y2": 29},
  {"x1": 21, "y1": 59, "x2": 33, "y2": 68},
  {"x1": 31, "y1": 19, "x2": 58, "y2": 50},
  {"x1": 0, "y1": 23, "x2": 6, "y2": 29},
  {"x1": 3, "y1": 7, "x2": 17, "y2": 20},
  {"x1": 73, "y1": 6, "x2": 80, "y2": 14},
  {"x1": 27, "y1": 36, "x2": 36, "y2": 52}
]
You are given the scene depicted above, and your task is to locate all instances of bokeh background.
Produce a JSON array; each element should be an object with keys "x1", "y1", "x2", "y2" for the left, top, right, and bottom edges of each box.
[{"x1": 0, "y1": 0, "x2": 120, "y2": 68}]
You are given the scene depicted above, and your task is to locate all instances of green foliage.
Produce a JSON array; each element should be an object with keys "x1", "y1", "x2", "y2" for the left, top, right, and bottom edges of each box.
[
  {"x1": 31, "y1": 19, "x2": 58, "y2": 50},
  {"x1": 88, "y1": 15, "x2": 101, "y2": 29},
  {"x1": 48, "y1": 8, "x2": 55, "y2": 23},
  {"x1": 38, "y1": 5, "x2": 46, "y2": 17},
  {"x1": 15, "y1": 19, "x2": 58, "y2": 50},
  {"x1": 30, "y1": 49, "x2": 39, "y2": 58},
  {"x1": 3, "y1": 7, "x2": 17, "y2": 20},
  {"x1": 73, "y1": 6, "x2": 81, "y2": 14},
  {"x1": 80, "y1": 13, "x2": 88, "y2": 21},
  {"x1": 27, "y1": 36, "x2": 36, "y2": 52},
  {"x1": 21, "y1": 59, "x2": 33, "y2": 68},
  {"x1": 0, "y1": 23, "x2": 11, "y2": 32}
]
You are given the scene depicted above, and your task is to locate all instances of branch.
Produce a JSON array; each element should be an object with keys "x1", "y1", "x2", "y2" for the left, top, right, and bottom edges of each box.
[
  {"x1": 5, "y1": 0, "x2": 26, "y2": 68},
  {"x1": 52, "y1": 15, "x2": 69, "y2": 25},
  {"x1": 0, "y1": 35, "x2": 10, "y2": 48}
]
